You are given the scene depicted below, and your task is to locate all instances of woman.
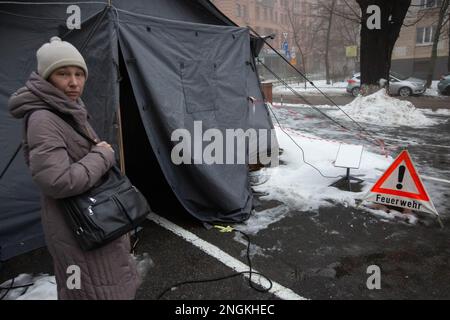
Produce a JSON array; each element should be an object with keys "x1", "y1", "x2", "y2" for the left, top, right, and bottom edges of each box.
[{"x1": 9, "y1": 36, "x2": 141, "y2": 299}]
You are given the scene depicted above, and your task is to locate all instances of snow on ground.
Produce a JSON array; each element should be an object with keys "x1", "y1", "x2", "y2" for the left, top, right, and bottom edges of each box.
[
  {"x1": 424, "y1": 81, "x2": 441, "y2": 97},
  {"x1": 328, "y1": 89, "x2": 438, "y2": 127},
  {"x1": 272, "y1": 102, "x2": 331, "y2": 110},
  {"x1": 273, "y1": 80, "x2": 348, "y2": 96},
  {"x1": 0, "y1": 274, "x2": 56, "y2": 300},
  {"x1": 237, "y1": 123, "x2": 424, "y2": 234},
  {"x1": 238, "y1": 89, "x2": 447, "y2": 236},
  {"x1": 134, "y1": 252, "x2": 155, "y2": 279},
  {"x1": 255, "y1": 126, "x2": 391, "y2": 211},
  {"x1": 1, "y1": 253, "x2": 153, "y2": 300},
  {"x1": 236, "y1": 204, "x2": 291, "y2": 236},
  {"x1": 421, "y1": 108, "x2": 450, "y2": 116}
]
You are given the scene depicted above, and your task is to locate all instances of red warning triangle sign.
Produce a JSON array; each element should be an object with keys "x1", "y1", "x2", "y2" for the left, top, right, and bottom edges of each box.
[
  {"x1": 362, "y1": 150, "x2": 440, "y2": 220},
  {"x1": 371, "y1": 150, "x2": 429, "y2": 201}
]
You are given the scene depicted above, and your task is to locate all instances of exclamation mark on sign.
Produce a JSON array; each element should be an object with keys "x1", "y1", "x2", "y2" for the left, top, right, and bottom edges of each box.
[{"x1": 396, "y1": 165, "x2": 406, "y2": 190}]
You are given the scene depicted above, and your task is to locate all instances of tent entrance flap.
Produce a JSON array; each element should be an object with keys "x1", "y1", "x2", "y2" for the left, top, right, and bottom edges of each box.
[
  {"x1": 118, "y1": 50, "x2": 186, "y2": 216},
  {"x1": 117, "y1": 13, "x2": 254, "y2": 222}
]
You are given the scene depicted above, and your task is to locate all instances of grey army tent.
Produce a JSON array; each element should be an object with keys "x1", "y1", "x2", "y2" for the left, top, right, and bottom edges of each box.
[{"x1": 0, "y1": 0, "x2": 277, "y2": 260}]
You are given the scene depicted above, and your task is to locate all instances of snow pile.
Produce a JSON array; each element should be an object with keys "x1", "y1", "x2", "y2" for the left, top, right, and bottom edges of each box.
[
  {"x1": 423, "y1": 81, "x2": 441, "y2": 97},
  {"x1": 0, "y1": 274, "x2": 56, "y2": 300},
  {"x1": 329, "y1": 89, "x2": 438, "y2": 127},
  {"x1": 421, "y1": 108, "x2": 450, "y2": 116}
]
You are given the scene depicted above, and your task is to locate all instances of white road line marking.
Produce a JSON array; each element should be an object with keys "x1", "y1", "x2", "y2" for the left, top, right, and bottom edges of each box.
[
  {"x1": 424, "y1": 144, "x2": 450, "y2": 149},
  {"x1": 422, "y1": 175, "x2": 450, "y2": 184},
  {"x1": 377, "y1": 137, "x2": 450, "y2": 149},
  {"x1": 147, "y1": 212, "x2": 307, "y2": 300}
]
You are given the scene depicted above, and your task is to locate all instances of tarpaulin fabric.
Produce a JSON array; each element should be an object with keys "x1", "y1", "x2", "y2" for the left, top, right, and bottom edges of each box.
[
  {"x1": 117, "y1": 12, "x2": 254, "y2": 221},
  {"x1": 0, "y1": 1, "x2": 276, "y2": 260}
]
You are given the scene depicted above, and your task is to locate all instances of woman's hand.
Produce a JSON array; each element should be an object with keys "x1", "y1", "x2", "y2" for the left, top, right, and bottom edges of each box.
[{"x1": 96, "y1": 141, "x2": 114, "y2": 153}]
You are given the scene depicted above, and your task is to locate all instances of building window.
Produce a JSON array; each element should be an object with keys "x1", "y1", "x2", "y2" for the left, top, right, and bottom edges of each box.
[
  {"x1": 236, "y1": 4, "x2": 241, "y2": 17},
  {"x1": 416, "y1": 26, "x2": 434, "y2": 44},
  {"x1": 243, "y1": 5, "x2": 248, "y2": 18},
  {"x1": 275, "y1": 11, "x2": 278, "y2": 23},
  {"x1": 270, "y1": 8, "x2": 273, "y2": 21},
  {"x1": 420, "y1": 0, "x2": 443, "y2": 8},
  {"x1": 263, "y1": 7, "x2": 268, "y2": 20},
  {"x1": 256, "y1": 6, "x2": 260, "y2": 20}
]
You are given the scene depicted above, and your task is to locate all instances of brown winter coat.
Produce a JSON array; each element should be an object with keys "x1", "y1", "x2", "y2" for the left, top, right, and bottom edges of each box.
[{"x1": 9, "y1": 72, "x2": 141, "y2": 300}]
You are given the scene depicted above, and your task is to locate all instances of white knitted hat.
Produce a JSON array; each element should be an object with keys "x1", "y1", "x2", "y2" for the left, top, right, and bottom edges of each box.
[{"x1": 36, "y1": 36, "x2": 88, "y2": 79}]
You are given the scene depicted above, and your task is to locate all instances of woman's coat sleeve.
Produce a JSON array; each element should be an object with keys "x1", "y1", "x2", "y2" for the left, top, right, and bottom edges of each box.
[{"x1": 27, "y1": 111, "x2": 116, "y2": 199}]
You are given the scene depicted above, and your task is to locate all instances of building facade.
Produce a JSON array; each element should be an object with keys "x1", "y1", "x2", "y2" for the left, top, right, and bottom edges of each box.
[
  {"x1": 392, "y1": 0, "x2": 449, "y2": 79},
  {"x1": 211, "y1": 0, "x2": 359, "y2": 80},
  {"x1": 211, "y1": 0, "x2": 298, "y2": 50}
]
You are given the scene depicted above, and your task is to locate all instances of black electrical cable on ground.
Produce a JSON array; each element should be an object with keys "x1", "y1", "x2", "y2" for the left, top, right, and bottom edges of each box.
[
  {"x1": 0, "y1": 277, "x2": 14, "y2": 300},
  {"x1": 157, "y1": 229, "x2": 273, "y2": 300},
  {"x1": 267, "y1": 102, "x2": 342, "y2": 179},
  {"x1": 0, "y1": 277, "x2": 35, "y2": 300}
]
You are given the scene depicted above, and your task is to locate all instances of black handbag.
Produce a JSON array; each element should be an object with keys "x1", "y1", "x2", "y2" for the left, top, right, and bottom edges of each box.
[
  {"x1": 62, "y1": 164, "x2": 151, "y2": 251},
  {"x1": 25, "y1": 110, "x2": 151, "y2": 251}
]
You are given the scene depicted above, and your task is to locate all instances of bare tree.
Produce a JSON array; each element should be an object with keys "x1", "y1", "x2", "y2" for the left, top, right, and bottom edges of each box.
[
  {"x1": 286, "y1": 4, "x2": 308, "y2": 74},
  {"x1": 286, "y1": 0, "x2": 327, "y2": 76},
  {"x1": 313, "y1": 0, "x2": 361, "y2": 80},
  {"x1": 356, "y1": 0, "x2": 411, "y2": 93},
  {"x1": 325, "y1": 0, "x2": 337, "y2": 84}
]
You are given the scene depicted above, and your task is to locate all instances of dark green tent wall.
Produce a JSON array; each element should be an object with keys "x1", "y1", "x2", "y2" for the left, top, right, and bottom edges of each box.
[{"x1": 0, "y1": 0, "x2": 276, "y2": 260}]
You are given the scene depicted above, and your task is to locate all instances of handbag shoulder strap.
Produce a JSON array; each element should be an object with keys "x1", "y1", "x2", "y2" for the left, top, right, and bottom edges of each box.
[
  {"x1": 26, "y1": 109, "x2": 98, "y2": 146},
  {"x1": 63, "y1": 117, "x2": 98, "y2": 146}
]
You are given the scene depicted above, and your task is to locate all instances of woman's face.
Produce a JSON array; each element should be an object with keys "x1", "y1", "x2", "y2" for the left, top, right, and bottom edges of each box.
[{"x1": 48, "y1": 66, "x2": 86, "y2": 102}]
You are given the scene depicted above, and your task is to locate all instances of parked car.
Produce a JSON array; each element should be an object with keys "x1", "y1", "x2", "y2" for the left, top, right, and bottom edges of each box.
[
  {"x1": 437, "y1": 74, "x2": 450, "y2": 96},
  {"x1": 346, "y1": 72, "x2": 426, "y2": 97}
]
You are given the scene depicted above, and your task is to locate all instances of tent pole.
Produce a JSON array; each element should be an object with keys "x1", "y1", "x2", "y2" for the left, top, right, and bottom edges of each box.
[{"x1": 116, "y1": 106, "x2": 126, "y2": 175}]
